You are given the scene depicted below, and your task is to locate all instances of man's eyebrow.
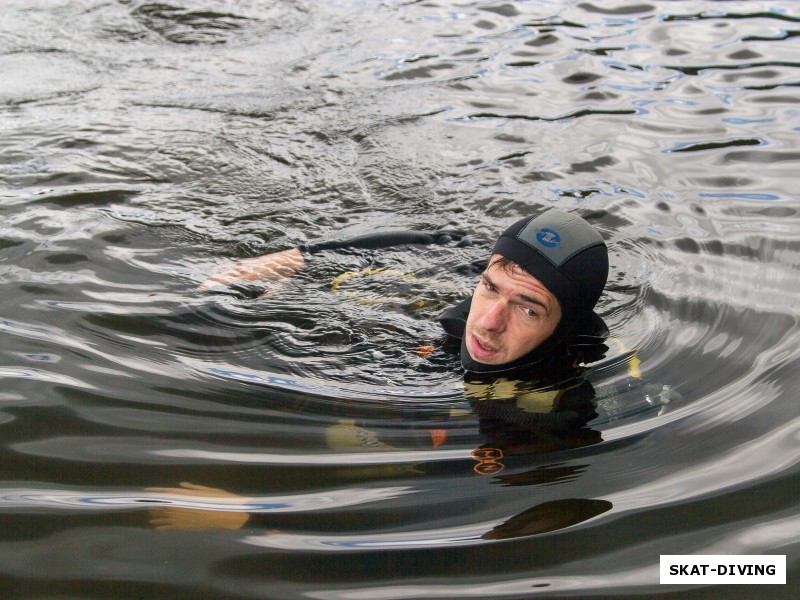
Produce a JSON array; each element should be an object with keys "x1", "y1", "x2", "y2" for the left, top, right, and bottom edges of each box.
[
  {"x1": 518, "y1": 293, "x2": 549, "y2": 312},
  {"x1": 482, "y1": 273, "x2": 550, "y2": 312}
]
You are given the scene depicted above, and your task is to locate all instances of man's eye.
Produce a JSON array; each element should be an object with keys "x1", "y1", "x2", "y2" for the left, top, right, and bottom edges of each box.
[
  {"x1": 522, "y1": 307, "x2": 538, "y2": 318},
  {"x1": 483, "y1": 280, "x2": 495, "y2": 292}
]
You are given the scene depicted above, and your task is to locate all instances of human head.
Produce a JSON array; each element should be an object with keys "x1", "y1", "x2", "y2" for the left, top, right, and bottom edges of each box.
[{"x1": 463, "y1": 208, "x2": 608, "y2": 372}]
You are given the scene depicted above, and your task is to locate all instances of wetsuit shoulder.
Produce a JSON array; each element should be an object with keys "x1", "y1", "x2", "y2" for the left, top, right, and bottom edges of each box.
[
  {"x1": 437, "y1": 296, "x2": 471, "y2": 341},
  {"x1": 570, "y1": 312, "x2": 609, "y2": 347}
]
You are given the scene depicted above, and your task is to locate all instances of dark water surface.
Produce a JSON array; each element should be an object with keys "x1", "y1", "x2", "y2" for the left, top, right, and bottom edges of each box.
[{"x1": 2, "y1": 1, "x2": 799, "y2": 598}]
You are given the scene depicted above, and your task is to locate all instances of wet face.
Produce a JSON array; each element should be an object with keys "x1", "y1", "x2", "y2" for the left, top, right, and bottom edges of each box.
[{"x1": 464, "y1": 255, "x2": 562, "y2": 365}]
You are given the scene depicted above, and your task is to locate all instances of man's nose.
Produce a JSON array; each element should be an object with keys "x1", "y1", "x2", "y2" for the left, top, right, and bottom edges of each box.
[{"x1": 480, "y1": 299, "x2": 508, "y2": 332}]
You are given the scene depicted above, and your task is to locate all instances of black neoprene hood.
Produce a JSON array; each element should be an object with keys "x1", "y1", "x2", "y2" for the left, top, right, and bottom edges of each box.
[
  {"x1": 492, "y1": 209, "x2": 608, "y2": 321},
  {"x1": 460, "y1": 208, "x2": 609, "y2": 374}
]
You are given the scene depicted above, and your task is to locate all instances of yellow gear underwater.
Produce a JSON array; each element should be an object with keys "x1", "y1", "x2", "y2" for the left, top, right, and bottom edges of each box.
[
  {"x1": 330, "y1": 268, "x2": 443, "y2": 312},
  {"x1": 463, "y1": 378, "x2": 565, "y2": 413},
  {"x1": 608, "y1": 337, "x2": 642, "y2": 379},
  {"x1": 324, "y1": 419, "x2": 454, "y2": 453}
]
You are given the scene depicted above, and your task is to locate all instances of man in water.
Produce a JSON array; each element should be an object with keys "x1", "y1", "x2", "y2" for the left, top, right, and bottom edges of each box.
[
  {"x1": 201, "y1": 208, "x2": 609, "y2": 375},
  {"x1": 150, "y1": 210, "x2": 612, "y2": 531}
]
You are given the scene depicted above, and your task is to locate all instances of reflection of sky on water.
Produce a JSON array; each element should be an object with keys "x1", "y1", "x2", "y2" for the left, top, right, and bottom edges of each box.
[
  {"x1": 0, "y1": 485, "x2": 414, "y2": 513},
  {"x1": 244, "y1": 523, "x2": 497, "y2": 551},
  {"x1": 303, "y1": 513, "x2": 800, "y2": 599},
  {"x1": 153, "y1": 447, "x2": 469, "y2": 465},
  {"x1": 244, "y1": 498, "x2": 613, "y2": 550}
]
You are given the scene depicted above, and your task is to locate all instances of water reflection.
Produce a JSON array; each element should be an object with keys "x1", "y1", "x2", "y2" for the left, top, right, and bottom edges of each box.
[
  {"x1": 146, "y1": 367, "x2": 615, "y2": 545},
  {"x1": 243, "y1": 496, "x2": 613, "y2": 550}
]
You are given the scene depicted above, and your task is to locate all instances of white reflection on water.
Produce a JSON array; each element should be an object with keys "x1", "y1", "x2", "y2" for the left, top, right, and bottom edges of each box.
[
  {"x1": 184, "y1": 358, "x2": 464, "y2": 399},
  {"x1": 154, "y1": 447, "x2": 469, "y2": 465},
  {"x1": 243, "y1": 522, "x2": 493, "y2": 552},
  {"x1": 0, "y1": 485, "x2": 414, "y2": 513},
  {"x1": 0, "y1": 365, "x2": 93, "y2": 389},
  {"x1": 608, "y1": 416, "x2": 800, "y2": 512}
]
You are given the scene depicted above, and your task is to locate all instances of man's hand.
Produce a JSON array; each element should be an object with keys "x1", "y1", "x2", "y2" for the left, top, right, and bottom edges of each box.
[
  {"x1": 198, "y1": 248, "x2": 305, "y2": 291},
  {"x1": 146, "y1": 482, "x2": 251, "y2": 531}
]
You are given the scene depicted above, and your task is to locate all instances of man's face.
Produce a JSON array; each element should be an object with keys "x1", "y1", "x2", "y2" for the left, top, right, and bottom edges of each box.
[{"x1": 464, "y1": 255, "x2": 562, "y2": 365}]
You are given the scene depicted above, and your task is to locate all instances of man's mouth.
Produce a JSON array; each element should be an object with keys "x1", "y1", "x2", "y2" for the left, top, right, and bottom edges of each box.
[{"x1": 468, "y1": 332, "x2": 501, "y2": 362}]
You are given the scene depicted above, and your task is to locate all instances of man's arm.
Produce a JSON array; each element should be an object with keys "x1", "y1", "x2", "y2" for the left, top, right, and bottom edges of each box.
[
  {"x1": 198, "y1": 230, "x2": 471, "y2": 291},
  {"x1": 198, "y1": 248, "x2": 305, "y2": 290}
]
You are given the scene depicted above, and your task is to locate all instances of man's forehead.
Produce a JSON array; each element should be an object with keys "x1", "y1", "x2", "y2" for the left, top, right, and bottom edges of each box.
[{"x1": 485, "y1": 255, "x2": 556, "y2": 299}]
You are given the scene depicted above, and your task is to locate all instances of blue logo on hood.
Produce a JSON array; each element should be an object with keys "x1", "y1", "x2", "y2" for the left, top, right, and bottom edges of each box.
[{"x1": 536, "y1": 227, "x2": 561, "y2": 248}]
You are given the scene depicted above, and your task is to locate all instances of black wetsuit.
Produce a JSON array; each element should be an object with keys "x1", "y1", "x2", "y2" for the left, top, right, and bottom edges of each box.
[{"x1": 299, "y1": 230, "x2": 474, "y2": 255}]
